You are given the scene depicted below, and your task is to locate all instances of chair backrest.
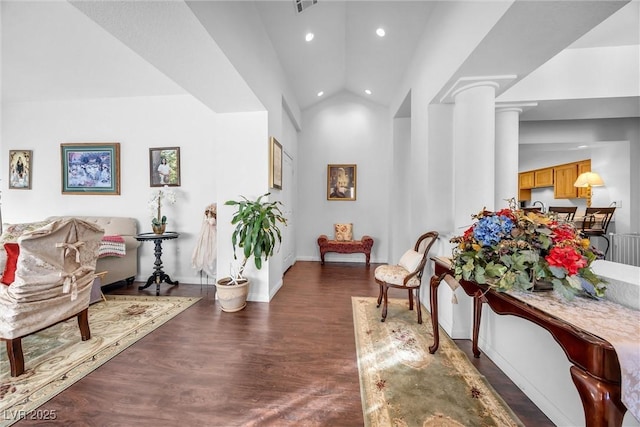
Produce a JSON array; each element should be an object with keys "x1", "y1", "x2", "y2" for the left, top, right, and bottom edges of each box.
[
  {"x1": 413, "y1": 231, "x2": 439, "y2": 279},
  {"x1": 522, "y1": 207, "x2": 542, "y2": 213},
  {"x1": 548, "y1": 206, "x2": 577, "y2": 222},
  {"x1": 582, "y1": 207, "x2": 616, "y2": 232}
]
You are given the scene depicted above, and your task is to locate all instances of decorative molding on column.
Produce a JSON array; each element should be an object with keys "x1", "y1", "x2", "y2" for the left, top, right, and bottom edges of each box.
[
  {"x1": 440, "y1": 75, "x2": 517, "y2": 104},
  {"x1": 495, "y1": 102, "x2": 538, "y2": 114}
]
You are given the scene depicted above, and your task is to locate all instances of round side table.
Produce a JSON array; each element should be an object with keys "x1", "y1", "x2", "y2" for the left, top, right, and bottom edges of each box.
[{"x1": 135, "y1": 232, "x2": 180, "y2": 296}]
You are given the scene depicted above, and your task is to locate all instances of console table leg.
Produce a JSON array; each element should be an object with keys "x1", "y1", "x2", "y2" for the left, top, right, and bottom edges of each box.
[
  {"x1": 472, "y1": 290, "x2": 484, "y2": 358},
  {"x1": 428, "y1": 274, "x2": 441, "y2": 354},
  {"x1": 570, "y1": 365, "x2": 626, "y2": 427}
]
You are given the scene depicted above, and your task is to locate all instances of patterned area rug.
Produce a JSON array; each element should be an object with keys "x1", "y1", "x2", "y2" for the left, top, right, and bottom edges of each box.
[
  {"x1": 0, "y1": 295, "x2": 200, "y2": 426},
  {"x1": 352, "y1": 296, "x2": 523, "y2": 427}
]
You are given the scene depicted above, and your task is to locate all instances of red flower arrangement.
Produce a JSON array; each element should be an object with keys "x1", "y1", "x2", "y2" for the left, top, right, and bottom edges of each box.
[{"x1": 450, "y1": 199, "x2": 606, "y2": 300}]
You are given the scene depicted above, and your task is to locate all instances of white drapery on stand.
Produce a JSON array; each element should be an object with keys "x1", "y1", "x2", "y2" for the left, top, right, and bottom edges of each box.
[{"x1": 191, "y1": 204, "x2": 217, "y2": 283}]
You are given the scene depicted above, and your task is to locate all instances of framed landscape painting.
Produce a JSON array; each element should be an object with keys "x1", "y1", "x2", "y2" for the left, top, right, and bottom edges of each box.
[
  {"x1": 149, "y1": 147, "x2": 181, "y2": 187},
  {"x1": 9, "y1": 150, "x2": 32, "y2": 189},
  {"x1": 327, "y1": 164, "x2": 356, "y2": 201},
  {"x1": 61, "y1": 143, "x2": 120, "y2": 195}
]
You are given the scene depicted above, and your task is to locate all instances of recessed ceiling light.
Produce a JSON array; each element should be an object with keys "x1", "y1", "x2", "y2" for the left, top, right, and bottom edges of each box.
[
  {"x1": 577, "y1": 145, "x2": 588, "y2": 149},
  {"x1": 365, "y1": 89, "x2": 372, "y2": 95},
  {"x1": 376, "y1": 28, "x2": 386, "y2": 37},
  {"x1": 305, "y1": 32, "x2": 314, "y2": 42},
  {"x1": 317, "y1": 91, "x2": 324, "y2": 97}
]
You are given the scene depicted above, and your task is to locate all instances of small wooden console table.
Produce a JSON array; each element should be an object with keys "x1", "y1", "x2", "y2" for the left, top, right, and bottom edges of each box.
[
  {"x1": 317, "y1": 235, "x2": 374, "y2": 265},
  {"x1": 429, "y1": 257, "x2": 627, "y2": 427},
  {"x1": 135, "y1": 232, "x2": 180, "y2": 296}
]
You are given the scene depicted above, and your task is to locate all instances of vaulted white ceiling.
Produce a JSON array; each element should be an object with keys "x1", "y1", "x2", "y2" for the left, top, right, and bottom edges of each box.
[{"x1": 1, "y1": 0, "x2": 638, "y2": 120}]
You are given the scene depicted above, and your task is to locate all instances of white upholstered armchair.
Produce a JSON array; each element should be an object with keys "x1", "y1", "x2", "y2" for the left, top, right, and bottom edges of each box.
[{"x1": 0, "y1": 218, "x2": 104, "y2": 376}]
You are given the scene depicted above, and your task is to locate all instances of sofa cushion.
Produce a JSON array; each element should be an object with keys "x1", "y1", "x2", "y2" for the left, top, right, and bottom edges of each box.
[
  {"x1": 398, "y1": 249, "x2": 423, "y2": 273},
  {"x1": 1, "y1": 243, "x2": 20, "y2": 285},
  {"x1": 0, "y1": 220, "x2": 51, "y2": 244}
]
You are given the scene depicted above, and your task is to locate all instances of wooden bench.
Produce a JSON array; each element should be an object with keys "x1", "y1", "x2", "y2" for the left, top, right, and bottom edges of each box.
[{"x1": 317, "y1": 235, "x2": 374, "y2": 265}]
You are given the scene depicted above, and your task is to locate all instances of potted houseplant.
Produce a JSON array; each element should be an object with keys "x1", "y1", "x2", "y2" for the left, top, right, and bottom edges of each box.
[
  {"x1": 215, "y1": 193, "x2": 287, "y2": 312},
  {"x1": 150, "y1": 187, "x2": 176, "y2": 234}
]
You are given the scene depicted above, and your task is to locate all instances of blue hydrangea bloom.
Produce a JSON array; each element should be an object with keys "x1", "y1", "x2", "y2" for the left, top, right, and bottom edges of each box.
[{"x1": 474, "y1": 215, "x2": 514, "y2": 247}]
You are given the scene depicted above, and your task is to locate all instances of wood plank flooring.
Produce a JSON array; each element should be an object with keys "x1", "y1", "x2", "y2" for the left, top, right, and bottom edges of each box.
[{"x1": 15, "y1": 261, "x2": 553, "y2": 426}]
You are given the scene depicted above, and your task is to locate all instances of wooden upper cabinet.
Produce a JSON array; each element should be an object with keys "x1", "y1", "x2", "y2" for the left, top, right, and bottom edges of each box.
[
  {"x1": 554, "y1": 163, "x2": 578, "y2": 199},
  {"x1": 534, "y1": 168, "x2": 554, "y2": 187},
  {"x1": 577, "y1": 160, "x2": 591, "y2": 199},
  {"x1": 519, "y1": 171, "x2": 535, "y2": 189}
]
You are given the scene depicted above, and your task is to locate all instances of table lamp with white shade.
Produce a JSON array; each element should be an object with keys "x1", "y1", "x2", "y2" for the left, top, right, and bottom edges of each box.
[{"x1": 573, "y1": 171, "x2": 604, "y2": 207}]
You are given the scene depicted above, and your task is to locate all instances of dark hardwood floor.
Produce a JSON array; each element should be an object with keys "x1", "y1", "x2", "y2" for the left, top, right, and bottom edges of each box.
[{"x1": 17, "y1": 261, "x2": 553, "y2": 426}]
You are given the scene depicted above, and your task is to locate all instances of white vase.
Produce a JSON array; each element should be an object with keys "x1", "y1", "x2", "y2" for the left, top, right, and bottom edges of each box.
[{"x1": 214, "y1": 277, "x2": 249, "y2": 312}]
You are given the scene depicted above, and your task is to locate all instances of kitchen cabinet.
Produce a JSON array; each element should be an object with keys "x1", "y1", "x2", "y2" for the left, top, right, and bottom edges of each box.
[
  {"x1": 518, "y1": 172, "x2": 534, "y2": 201},
  {"x1": 576, "y1": 160, "x2": 591, "y2": 199},
  {"x1": 554, "y1": 163, "x2": 578, "y2": 199},
  {"x1": 534, "y1": 168, "x2": 554, "y2": 187},
  {"x1": 519, "y1": 172, "x2": 534, "y2": 189},
  {"x1": 519, "y1": 160, "x2": 590, "y2": 202}
]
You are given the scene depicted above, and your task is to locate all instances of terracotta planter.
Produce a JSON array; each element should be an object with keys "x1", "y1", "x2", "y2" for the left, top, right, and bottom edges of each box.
[{"x1": 214, "y1": 277, "x2": 249, "y2": 312}]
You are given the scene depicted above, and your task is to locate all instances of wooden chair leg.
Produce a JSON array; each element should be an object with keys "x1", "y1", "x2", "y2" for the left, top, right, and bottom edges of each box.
[
  {"x1": 381, "y1": 284, "x2": 389, "y2": 322},
  {"x1": 415, "y1": 288, "x2": 422, "y2": 324},
  {"x1": 6, "y1": 338, "x2": 25, "y2": 377},
  {"x1": 408, "y1": 289, "x2": 414, "y2": 310},
  {"x1": 77, "y1": 308, "x2": 91, "y2": 341},
  {"x1": 376, "y1": 280, "x2": 383, "y2": 307}
]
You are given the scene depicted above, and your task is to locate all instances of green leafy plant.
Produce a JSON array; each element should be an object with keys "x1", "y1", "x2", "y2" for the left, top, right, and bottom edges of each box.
[{"x1": 224, "y1": 193, "x2": 287, "y2": 283}]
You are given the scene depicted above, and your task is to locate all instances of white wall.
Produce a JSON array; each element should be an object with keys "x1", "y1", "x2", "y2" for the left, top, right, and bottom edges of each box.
[
  {"x1": 1, "y1": 94, "x2": 217, "y2": 286},
  {"x1": 390, "y1": 116, "x2": 411, "y2": 263},
  {"x1": 297, "y1": 92, "x2": 391, "y2": 263},
  {"x1": 215, "y1": 111, "x2": 272, "y2": 302}
]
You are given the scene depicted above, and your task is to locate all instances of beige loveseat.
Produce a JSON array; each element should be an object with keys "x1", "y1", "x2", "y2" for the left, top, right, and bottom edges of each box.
[{"x1": 46, "y1": 216, "x2": 140, "y2": 286}]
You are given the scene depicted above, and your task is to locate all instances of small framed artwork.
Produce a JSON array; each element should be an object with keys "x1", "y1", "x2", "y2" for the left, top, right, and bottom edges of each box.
[
  {"x1": 9, "y1": 150, "x2": 32, "y2": 189},
  {"x1": 270, "y1": 137, "x2": 282, "y2": 190},
  {"x1": 327, "y1": 164, "x2": 356, "y2": 201},
  {"x1": 61, "y1": 143, "x2": 120, "y2": 195},
  {"x1": 149, "y1": 147, "x2": 181, "y2": 187}
]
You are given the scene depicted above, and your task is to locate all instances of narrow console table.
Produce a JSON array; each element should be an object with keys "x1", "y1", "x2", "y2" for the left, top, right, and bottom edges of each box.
[
  {"x1": 429, "y1": 257, "x2": 631, "y2": 427},
  {"x1": 135, "y1": 232, "x2": 179, "y2": 296},
  {"x1": 317, "y1": 235, "x2": 374, "y2": 265}
]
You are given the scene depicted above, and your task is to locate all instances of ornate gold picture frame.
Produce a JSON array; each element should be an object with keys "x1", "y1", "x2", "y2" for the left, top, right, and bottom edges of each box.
[
  {"x1": 327, "y1": 164, "x2": 356, "y2": 201},
  {"x1": 270, "y1": 137, "x2": 282, "y2": 190}
]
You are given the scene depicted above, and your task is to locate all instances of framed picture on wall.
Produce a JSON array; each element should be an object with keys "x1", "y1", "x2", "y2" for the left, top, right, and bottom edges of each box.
[
  {"x1": 270, "y1": 137, "x2": 282, "y2": 190},
  {"x1": 61, "y1": 143, "x2": 120, "y2": 195},
  {"x1": 327, "y1": 164, "x2": 356, "y2": 201},
  {"x1": 149, "y1": 147, "x2": 181, "y2": 187},
  {"x1": 9, "y1": 150, "x2": 32, "y2": 189}
]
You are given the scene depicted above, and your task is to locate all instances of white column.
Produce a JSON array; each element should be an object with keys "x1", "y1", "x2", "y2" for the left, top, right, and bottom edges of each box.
[
  {"x1": 495, "y1": 107, "x2": 521, "y2": 209},
  {"x1": 452, "y1": 82, "x2": 498, "y2": 230}
]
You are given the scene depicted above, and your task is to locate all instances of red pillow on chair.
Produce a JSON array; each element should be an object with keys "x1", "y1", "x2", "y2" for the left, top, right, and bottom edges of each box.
[{"x1": 1, "y1": 243, "x2": 20, "y2": 285}]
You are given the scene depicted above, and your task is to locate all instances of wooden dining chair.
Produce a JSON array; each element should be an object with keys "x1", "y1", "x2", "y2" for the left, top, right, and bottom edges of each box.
[
  {"x1": 375, "y1": 231, "x2": 438, "y2": 324},
  {"x1": 522, "y1": 207, "x2": 542, "y2": 214},
  {"x1": 580, "y1": 207, "x2": 616, "y2": 257},
  {"x1": 548, "y1": 206, "x2": 578, "y2": 222}
]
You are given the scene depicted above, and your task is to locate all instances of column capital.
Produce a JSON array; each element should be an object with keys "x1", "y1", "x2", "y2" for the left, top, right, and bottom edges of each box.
[
  {"x1": 495, "y1": 102, "x2": 538, "y2": 114},
  {"x1": 440, "y1": 75, "x2": 517, "y2": 104}
]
